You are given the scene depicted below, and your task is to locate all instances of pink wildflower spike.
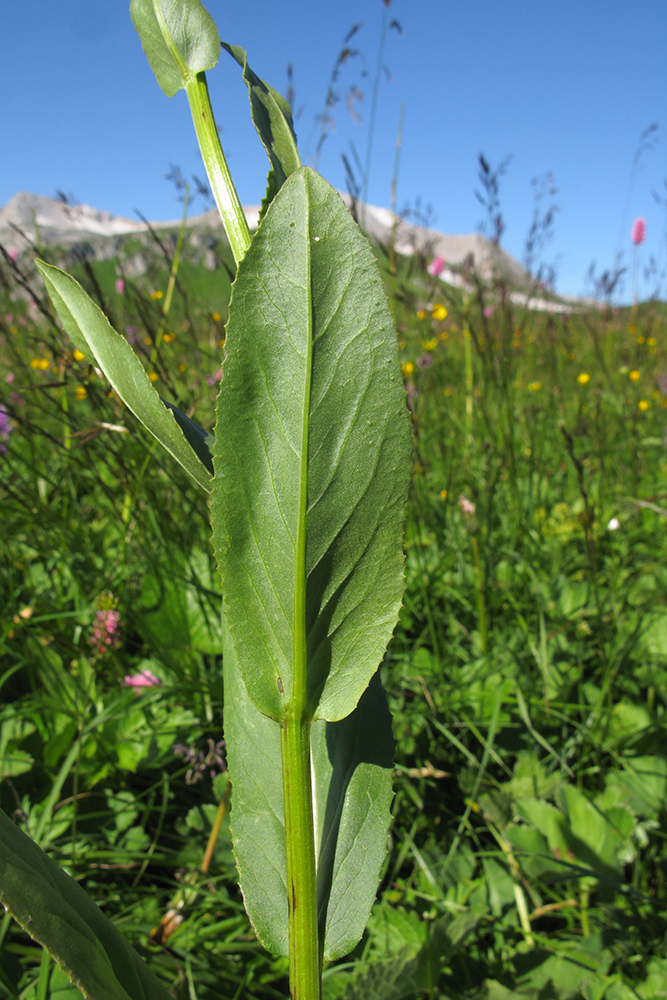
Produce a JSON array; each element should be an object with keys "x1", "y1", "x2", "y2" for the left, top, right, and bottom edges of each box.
[
  {"x1": 122, "y1": 669, "x2": 161, "y2": 688},
  {"x1": 115, "y1": 278, "x2": 125, "y2": 294},
  {"x1": 428, "y1": 256, "x2": 445, "y2": 278},
  {"x1": 483, "y1": 305, "x2": 496, "y2": 318},
  {"x1": 631, "y1": 218, "x2": 646, "y2": 246}
]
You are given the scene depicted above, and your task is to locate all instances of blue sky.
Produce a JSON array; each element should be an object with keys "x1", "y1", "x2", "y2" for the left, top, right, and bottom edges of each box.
[{"x1": 1, "y1": 0, "x2": 665, "y2": 300}]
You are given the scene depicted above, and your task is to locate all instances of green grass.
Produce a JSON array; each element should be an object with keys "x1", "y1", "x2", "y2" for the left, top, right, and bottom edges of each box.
[{"x1": 1, "y1": 228, "x2": 667, "y2": 1000}]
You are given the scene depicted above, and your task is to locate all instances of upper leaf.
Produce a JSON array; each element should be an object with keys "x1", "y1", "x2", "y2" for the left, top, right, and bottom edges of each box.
[
  {"x1": 36, "y1": 261, "x2": 212, "y2": 493},
  {"x1": 0, "y1": 808, "x2": 172, "y2": 1000},
  {"x1": 212, "y1": 167, "x2": 411, "y2": 723},
  {"x1": 130, "y1": 0, "x2": 220, "y2": 97},
  {"x1": 222, "y1": 43, "x2": 301, "y2": 218}
]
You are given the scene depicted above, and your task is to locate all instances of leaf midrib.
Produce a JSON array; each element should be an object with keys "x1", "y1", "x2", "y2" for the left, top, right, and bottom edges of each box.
[{"x1": 291, "y1": 177, "x2": 314, "y2": 720}]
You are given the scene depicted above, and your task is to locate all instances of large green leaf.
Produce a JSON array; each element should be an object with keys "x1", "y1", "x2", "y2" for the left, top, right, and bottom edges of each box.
[
  {"x1": 0, "y1": 808, "x2": 172, "y2": 1000},
  {"x1": 224, "y1": 646, "x2": 395, "y2": 960},
  {"x1": 222, "y1": 43, "x2": 301, "y2": 218},
  {"x1": 130, "y1": 0, "x2": 220, "y2": 97},
  {"x1": 35, "y1": 261, "x2": 211, "y2": 494},
  {"x1": 212, "y1": 166, "x2": 411, "y2": 724}
]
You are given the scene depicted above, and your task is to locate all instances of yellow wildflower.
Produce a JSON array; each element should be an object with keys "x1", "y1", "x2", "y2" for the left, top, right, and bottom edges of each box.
[
  {"x1": 648, "y1": 337, "x2": 657, "y2": 346},
  {"x1": 416, "y1": 309, "x2": 427, "y2": 320},
  {"x1": 423, "y1": 338, "x2": 438, "y2": 351},
  {"x1": 440, "y1": 489, "x2": 448, "y2": 500},
  {"x1": 73, "y1": 349, "x2": 85, "y2": 362},
  {"x1": 162, "y1": 332, "x2": 175, "y2": 343},
  {"x1": 638, "y1": 399, "x2": 650, "y2": 412},
  {"x1": 401, "y1": 361, "x2": 414, "y2": 378},
  {"x1": 150, "y1": 290, "x2": 163, "y2": 300},
  {"x1": 179, "y1": 364, "x2": 187, "y2": 372},
  {"x1": 143, "y1": 337, "x2": 152, "y2": 345},
  {"x1": 629, "y1": 370, "x2": 640, "y2": 382},
  {"x1": 212, "y1": 312, "x2": 222, "y2": 323},
  {"x1": 431, "y1": 304, "x2": 448, "y2": 321},
  {"x1": 30, "y1": 358, "x2": 50, "y2": 370},
  {"x1": 75, "y1": 385, "x2": 87, "y2": 400},
  {"x1": 528, "y1": 381, "x2": 542, "y2": 392},
  {"x1": 148, "y1": 372, "x2": 158, "y2": 383},
  {"x1": 637, "y1": 336, "x2": 645, "y2": 344},
  {"x1": 577, "y1": 372, "x2": 590, "y2": 385}
]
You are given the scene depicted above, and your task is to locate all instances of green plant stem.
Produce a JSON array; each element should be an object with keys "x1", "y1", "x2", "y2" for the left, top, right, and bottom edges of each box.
[
  {"x1": 580, "y1": 885, "x2": 590, "y2": 937},
  {"x1": 471, "y1": 536, "x2": 488, "y2": 655},
  {"x1": 464, "y1": 320, "x2": 474, "y2": 442},
  {"x1": 185, "y1": 72, "x2": 251, "y2": 266},
  {"x1": 151, "y1": 184, "x2": 190, "y2": 365},
  {"x1": 389, "y1": 101, "x2": 405, "y2": 319},
  {"x1": 361, "y1": 2, "x2": 389, "y2": 230},
  {"x1": 281, "y1": 712, "x2": 321, "y2": 1000}
]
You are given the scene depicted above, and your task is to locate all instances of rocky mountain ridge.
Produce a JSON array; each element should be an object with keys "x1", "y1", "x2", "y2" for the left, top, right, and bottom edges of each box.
[{"x1": 0, "y1": 190, "x2": 579, "y2": 312}]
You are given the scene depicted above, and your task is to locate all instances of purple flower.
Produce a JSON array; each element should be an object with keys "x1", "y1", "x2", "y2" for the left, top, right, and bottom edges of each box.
[
  {"x1": 123, "y1": 669, "x2": 161, "y2": 688},
  {"x1": 207, "y1": 369, "x2": 223, "y2": 386},
  {"x1": 428, "y1": 256, "x2": 445, "y2": 278},
  {"x1": 172, "y1": 739, "x2": 226, "y2": 784},
  {"x1": 417, "y1": 353, "x2": 433, "y2": 370},
  {"x1": 0, "y1": 406, "x2": 11, "y2": 453},
  {"x1": 631, "y1": 218, "x2": 646, "y2": 246}
]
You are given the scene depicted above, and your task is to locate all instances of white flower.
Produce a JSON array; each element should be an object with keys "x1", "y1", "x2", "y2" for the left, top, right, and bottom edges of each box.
[{"x1": 607, "y1": 517, "x2": 620, "y2": 531}]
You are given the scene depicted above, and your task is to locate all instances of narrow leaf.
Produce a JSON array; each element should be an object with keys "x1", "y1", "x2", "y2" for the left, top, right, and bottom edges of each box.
[
  {"x1": 212, "y1": 166, "x2": 411, "y2": 723},
  {"x1": 225, "y1": 647, "x2": 395, "y2": 960},
  {"x1": 130, "y1": 0, "x2": 220, "y2": 97},
  {"x1": 223, "y1": 633, "x2": 288, "y2": 957},
  {"x1": 0, "y1": 808, "x2": 172, "y2": 1000},
  {"x1": 313, "y1": 672, "x2": 395, "y2": 961},
  {"x1": 36, "y1": 261, "x2": 211, "y2": 493},
  {"x1": 222, "y1": 43, "x2": 301, "y2": 218}
]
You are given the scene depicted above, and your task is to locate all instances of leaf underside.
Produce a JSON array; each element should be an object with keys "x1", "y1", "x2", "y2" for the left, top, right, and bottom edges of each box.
[
  {"x1": 222, "y1": 42, "x2": 301, "y2": 218},
  {"x1": 224, "y1": 646, "x2": 395, "y2": 960},
  {"x1": 212, "y1": 166, "x2": 411, "y2": 724},
  {"x1": 130, "y1": 0, "x2": 220, "y2": 97}
]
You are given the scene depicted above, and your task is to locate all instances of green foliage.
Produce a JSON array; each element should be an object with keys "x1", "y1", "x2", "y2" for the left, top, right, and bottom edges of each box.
[
  {"x1": 2, "y1": 7, "x2": 667, "y2": 995},
  {"x1": 3, "y1": 235, "x2": 667, "y2": 998},
  {"x1": 0, "y1": 809, "x2": 172, "y2": 1000}
]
